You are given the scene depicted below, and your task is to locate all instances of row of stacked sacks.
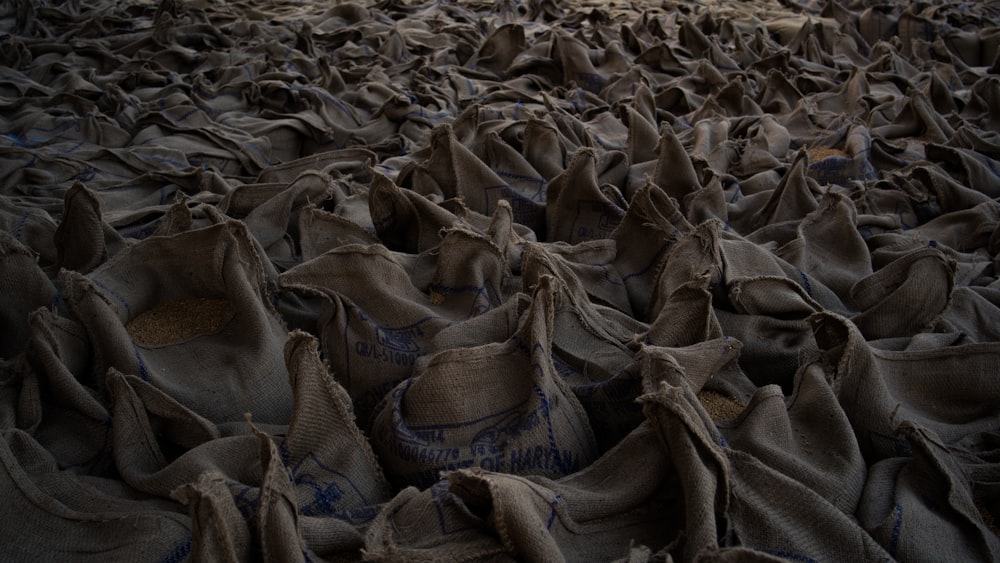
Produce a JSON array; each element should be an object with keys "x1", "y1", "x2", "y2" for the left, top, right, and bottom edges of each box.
[
  {"x1": 3, "y1": 164, "x2": 999, "y2": 560},
  {"x1": 1, "y1": 0, "x2": 999, "y2": 560}
]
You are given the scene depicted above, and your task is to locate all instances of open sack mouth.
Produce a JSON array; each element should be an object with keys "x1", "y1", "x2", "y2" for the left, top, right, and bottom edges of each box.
[{"x1": 2, "y1": 0, "x2": 1000, "y2": 561}]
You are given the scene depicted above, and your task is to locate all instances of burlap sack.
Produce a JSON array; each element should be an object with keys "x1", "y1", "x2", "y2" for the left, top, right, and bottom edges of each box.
[
  {"x1": 638, "y1": 344, "x2": 892, "y2": 562},
  {"x1": 814, "y1": 311, "x2": 1000, "y2": 460},
  {"x1": 281, "y1": 331, "x2": 392, "y2": 524},
  {"x1": 370, "y1": 275, "x2": 597, "y2": 489},
  {"x1": 110, "y1": 330, "x2": 393, "y2": 560},
  {"x1": 362, "y1": 482, "x2": 512, "y2": 562},
  {"x1": 521, "y1": 239, "x2": 633, "y2": 317},
  {"x1": 472, "y1": 23, "x2": 526, "y2": 77},
  {"x1": 522, "y1": 117, "x2": 568, "y2": 181},
  {"x1": 22, "y1": 306, "x2": 115, "y2": 474},
  {"x1": 0, "y1": 197, "x2": 58, "y2": 268},
  {"x1": 52, "y1": 182, "x2": 127, "y2": 274},
  {"x1": 858, "y1": 421, "x2": 1000, "y2": 562},
  {"x1": 298, "y1": 203, "x2": 381, "y2": 262},
  {"x1": 445, "y1": 421, "x2": 678, "y2": 562},
  {"x1": 255, "y1": 148, "x2": 376, "y2": 185},
  {"x1": 776, "y1": 190, "x2": 872, "y2": 312},
  {"x1": 60, "y1": 221, "x2": 293, "y2": 426},
  {"x1": 369, "y1": 171, "x2": 463, "y2": 253},
  {"x1": 610, "y1": 181, "x2": 693, "y2": 320},
  {"x1": 0, "y1": 429, "x2": 193, "y2": 562},
  {"x1": 520, "y1": 252, "x2": 641, "y2": 451},
  {"x1": 400, "y1": 124, "x2": 547, "y2": 234},
  {"x1": 172, "y1": 472, "x2": 252, "y2": 563},
  {"x1": 850, "y1": 246, "x2": 956, "y2": 340},
  {"x1": 0, "y1": 231, "x2": 57, "y2": 360},
  {"x1": 225, "y1": 170, "x2": 338, "y2": 268},
  {"x1": 545, "y1": 147, "x2": 626, "y2": 244},
  {"x1": 280, "y1": 218, "x2": 511, "y2": 426}
]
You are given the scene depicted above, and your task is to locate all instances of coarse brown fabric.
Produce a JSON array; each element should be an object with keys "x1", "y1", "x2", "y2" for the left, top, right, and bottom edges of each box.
[{"x1": 2, "y1": 0, "x2": 1000, "y2": 561}]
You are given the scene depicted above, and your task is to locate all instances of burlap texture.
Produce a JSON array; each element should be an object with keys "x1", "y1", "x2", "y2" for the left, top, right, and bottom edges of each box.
[{"x1": 3, "y1": 0, "x2": 1000, "y2": 560}]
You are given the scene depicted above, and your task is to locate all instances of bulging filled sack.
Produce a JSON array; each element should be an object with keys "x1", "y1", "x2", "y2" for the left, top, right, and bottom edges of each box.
[
  {"x1": 370, "y1": 275, "x2": 598, "y2": 490},
  {"x1": 59, "y1": 220, "x2": 293, "y2": 426}
]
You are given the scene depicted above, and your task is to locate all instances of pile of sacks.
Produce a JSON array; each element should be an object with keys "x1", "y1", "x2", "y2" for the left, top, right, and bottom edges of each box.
[{"x1": 2, "y1": 0, "x2": 1000, "y2": 560}]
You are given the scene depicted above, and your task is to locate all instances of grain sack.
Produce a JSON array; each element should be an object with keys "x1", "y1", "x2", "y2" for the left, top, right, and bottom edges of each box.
[
  {"x1": 399, "y1": 123, "x2": 547, "y2": 235},
  {"x1": 281, "y1": 331, "x2": 392, "y2": 525},
  {"x1": 717, "y1": 366, "x2": 867, "y2": 516},
  {"x1": 520, "y1": 240, "x2": 635, "y2": 323},
  {"x1": 106, "y1": 368, "x2": 263, "y2": 498},
  {"x1": 0, "y1": 429, "x2": 192, "y2": 562},
  {"x1": 53, "y1": 182, "x2": 126, "y2": 274},
  {"x1": 370, "y1": 275, "x2": 597, "y2": 490},
  {"x1": 545, "y1": 147, "x2": 626, "y2": 244},
  {"x1": 280, "y1": 219, "x2": 511, "y2": 427},
  {"x1": 369, "y1": 171, "x2": 462, "y2": 253},
  {"x1": 858, "y1": 422, "x2": 1000, "y2": 561},
  {"x1": 60, "y1": 221, "x2": 293, "y2": 426},
  {"x1": 0, "y1": 231, "x2": 56, "y2": 360},
  {"x1": 172, "y1": 472, "x2": 253, "y2": 563},
  {"x1": 231, "y1": 170, "x2": 338, "y2": 268},
  {"x1": 446, "y1": 422, "x2": 679, "y2": 562},
  {"x1": 298, "y1": 203, "x2": 381, "y2": 262},
  {"x1": 776, "y1": 191, "x2": 872, "y2": 312},
  {"x1": 23, "y1": 307, "x2": 115, "y2": 474},
  {"x1": 3, "y1": 0, "x2": 1000, "y2": 559},
  {"x1": 610, "y1": 181, "x2": 693, "y2": 320},
  {"x1": 637, "y1": 347, "x2": 892, "y2": 561},
  {"x1": 363, "y1": 482, "x2": 511, "y2": 562},
  {"x1": 849, "y1": 246, "x2": 957, "y2": 340}
]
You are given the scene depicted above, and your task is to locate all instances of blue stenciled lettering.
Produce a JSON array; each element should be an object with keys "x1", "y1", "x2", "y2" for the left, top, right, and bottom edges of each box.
[{"x1": 507, "y1": 446, "x2": 579, "y2": 474}]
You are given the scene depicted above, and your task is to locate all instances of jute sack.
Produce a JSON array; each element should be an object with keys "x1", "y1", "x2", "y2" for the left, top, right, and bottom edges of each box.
[
  {"x1": 804, "y1": 124, "x2": 878, "y2": 188},
  {"x1": 370, "y1": 275, "x2": 598, "y2": 490},
  {"x1": 810, "y1": 312, "x2": 1000, "y2": 558},
  {"x1": 178, "y1": 331, "x2": 391, "y2": 562},
  {"x1": 813, "y1": 311, "x2": 1000, "y2": 461},
  {"x1": 298, "y1": 203, "x2": 381, "y2": 262},
  {"x1": 229, "y1": 170, "x2": 338, "y2": 268},
  {"x1": 255, "y1": 148, "x2": 377, "y2": 185},
  {"x1": 362, "y1": 481, "x2": 512, "y2": 562},
  {"x1": 643, "y1": 218, "x2": 822, "y2": 388},
  {"x1": 610, "y1": 180, "x2": 693, "y2": 321},
  {"x1": 0, "y1": 231, "x2": 56, "y2": 360},
  {"x1": 172, "y1": 471, "x2": 252, "y2": 563},
  {"x1": 280, "y1": 331, "x2": 392, "y2": 528},
  {"x1": 445, "y1": 421, "x2": 680, "y2": 562},
  {"x1": 368, "y1": 171, "x2": 465, "y2": 254},
  {"x1": 52, "y1": 182, "x2": 127, "y2": 274},
  {"x1": 106, "y1": 368, "x2": 264, "y2": 498},
  {"x1": 775, "y1": 190, "x2": 872, "y2": 313},
  {"x1": 636, "y1": 346, "x2": 892, "y2": 562},
  {"x1": 849, "y1": 246, "x2": 956, "y2": 340},
  {"x1": 858, "y1": 421, "x2": 1000, "y2": 562},
  {"x1": 59, "y1": 221, "x2": 294, "y2": 426},
  {"x1": 0, "y1": 197, "x2": 59, "y2": 267},
  {"x1": 520, "y1": 240, "x2": 637, "y2": 326},
  {"x1": 520, "y1": 244, "x2": 651, "y2": 452},
  {"x1": 280, "y1": 219, "x2": 511, "y2": 427},
  {"x1": 545, "y1": 147, "x2": 626, "y2": 244},
  {"x1": 716, "y1": 364, "x2": 867, "y2": 517},
  {"x1": 0, "y1": 429, "x2": 192, "y2": 562},
  {"x1": 398, "y1": 123, "x2": 546, "y2": 236},
  {"x1": 111, "y1": 330, "x2": 394, "y2": 560},
  {"x1": 22, "y1": 306, "x2": 115, "y2": 474}
]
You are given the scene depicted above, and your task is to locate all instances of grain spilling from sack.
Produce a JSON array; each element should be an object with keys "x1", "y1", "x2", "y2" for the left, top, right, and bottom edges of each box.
[{"x1": 127, "y1": 298, "x2": 233, "y2": 346}]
